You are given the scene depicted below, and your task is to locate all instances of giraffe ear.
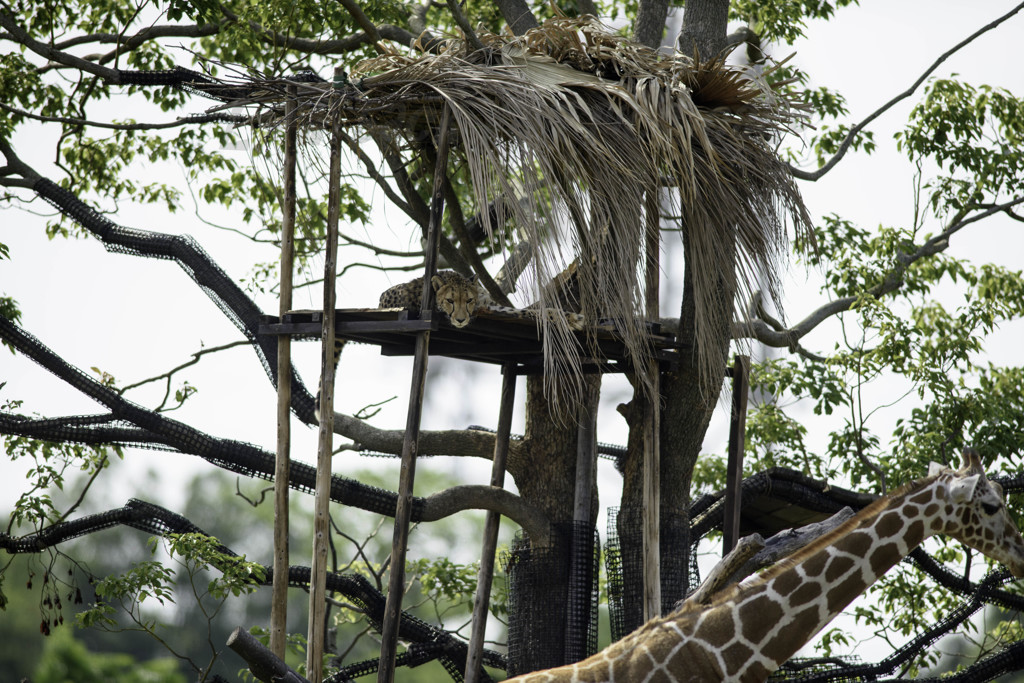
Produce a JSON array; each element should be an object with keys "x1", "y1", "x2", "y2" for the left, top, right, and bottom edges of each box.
[
  {"x1": 949, "y1": 473, "x2": 981, "y2": 503},
  {"x1": 928, "y1": 462, "x2": 944, "y2": 477}
]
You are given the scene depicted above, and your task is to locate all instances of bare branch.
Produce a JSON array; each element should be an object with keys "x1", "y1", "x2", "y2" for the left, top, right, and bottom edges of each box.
[
  {"x1": 117, "y1": 340, "x2": 250, "y2": 408},
  {"x1": 445, "y1": 0, "x2": 485, "y2": 52},
  {"x1": 419, "y1": 485, "x2": 551, "y2": 546},
  {"x1": 0, "y1": 101, "x2": 232, "y2": 131},
  {"x1": 790, "y1": 2, "x2": 1024, "y2": 182},
  {"x1": 328, "y1": 409, "x2": 527, "y2": 465},
  {"x1": 730, "y1": 197, "x2": 1024, "y2": 351}
]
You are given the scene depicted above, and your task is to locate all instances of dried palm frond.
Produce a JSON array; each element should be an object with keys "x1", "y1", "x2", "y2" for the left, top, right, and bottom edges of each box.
[{"x1": 202, "y1": 15, "x2": 812, "y2": 406}]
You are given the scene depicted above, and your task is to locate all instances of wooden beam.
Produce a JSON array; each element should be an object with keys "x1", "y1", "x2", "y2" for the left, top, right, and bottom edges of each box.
[
  {"x1": 378, "y1": 105, "x2": 453, "y2": 683},
  {"x1": 465, "y1": 364, "x2": 517, "y2": 683},
  {"x1": 271, "y1": 83, "x2": 298, "y2": 659},
  {"x1": 723, "y1": 354, "x2": 750, "y2": 556}
]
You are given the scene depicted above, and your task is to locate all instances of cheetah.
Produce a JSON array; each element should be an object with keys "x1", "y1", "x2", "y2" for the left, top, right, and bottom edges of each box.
[
  {"x1": 314, "y1": 270, "x2": 589, "y2": 422},
  {"x1": 314, "y1": 270, "x2": 480, "y2": 422},
  {"x1": 378, "y1": 270, "x2": 480, "y2": 328}
]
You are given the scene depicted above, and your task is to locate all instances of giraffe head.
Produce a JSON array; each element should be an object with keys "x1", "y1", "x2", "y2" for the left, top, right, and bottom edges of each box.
[{"x1": 930, "y1": 447, "x2": 1024, "y2": 578}]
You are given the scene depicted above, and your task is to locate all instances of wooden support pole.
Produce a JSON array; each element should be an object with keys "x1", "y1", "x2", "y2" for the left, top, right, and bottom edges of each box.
[
  {"x1": 723, "y1": 354, "x2": 750, "y2": 556},
  {"x1": 565, "y1": 383, "x2": 598, "y2": 663},
  {"x1": 642, "y1": 190, "x2": 661, "y2": 621},
  {"x1": 306, "y1": 94, "x2": 343, "y2": 683},
  {"x1": 378, "y1": 105, "x2": 453, "y2": 683},
  {"x1": 464, "y1": 364, "x2": 517, "y2": 683},
  {"x1": 271, "y1": 84, "x2": 298, "y2": 659}
]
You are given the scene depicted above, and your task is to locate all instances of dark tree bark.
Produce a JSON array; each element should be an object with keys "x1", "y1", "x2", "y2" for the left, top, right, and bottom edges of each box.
[
  {"x1": 633, "y1": 0, "x2": 671, "y2": 49},
  {"x1": 678, "y1": 0, "x2": 731, "y2": 58},
  {"x1": 613, "y1": 0, "x2": 734, "y2": 634}
]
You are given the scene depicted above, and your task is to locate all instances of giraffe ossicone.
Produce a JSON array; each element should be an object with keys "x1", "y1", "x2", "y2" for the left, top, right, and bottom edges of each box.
[{"x1": 505, "y1": 447, "x2": 1024, "y2": 683}]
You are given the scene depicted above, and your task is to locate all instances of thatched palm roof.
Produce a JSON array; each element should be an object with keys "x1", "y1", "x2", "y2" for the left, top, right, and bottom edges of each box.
[{"x1": 202, "y1": 16, "x2": 812, "y2": 402}]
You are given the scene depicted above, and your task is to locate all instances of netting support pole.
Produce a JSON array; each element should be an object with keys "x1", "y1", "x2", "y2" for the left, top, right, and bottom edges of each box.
[
  {"x1": 271, "y1": 84, "x2": 298, "y2": 659},
  {"x1": 723, "y1": 355, "x2": 750, "y2": 556},
  {"x1": 378, "y1": 104, "x2": 452, "y2": 683},
  {"x1": 566, "y1": 383, "x2": 598, "y2": 663},
  {"x1": 642, "y1": 189, "x2": 661, "y2": 621},
  {"x1": 306, "y1": 91, "x2": 343, "y2": 683},
  {"x1": 465, "y1": 363, "x2": 517, "y2": 683}
]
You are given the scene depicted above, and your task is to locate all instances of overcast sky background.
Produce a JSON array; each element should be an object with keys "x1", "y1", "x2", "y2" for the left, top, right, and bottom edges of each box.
[{"x1": 2, "y1": 0, "x2": 1023, "y2": 666}]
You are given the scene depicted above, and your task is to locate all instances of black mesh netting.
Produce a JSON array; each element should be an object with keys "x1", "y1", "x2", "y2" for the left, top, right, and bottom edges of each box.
[
  {"x1": 0, "y1": 309, "x2": 411, "y2": 520},
  {"x1": 0, "y1": 498, "x2": 504, "y2": 683},
  {"x1": 602, "y1": 467, "x2": 1024, "y2": 682},
  {"x1": 30, "y1": 176, "x2": 318, "y2": 424},
  {"x1": 605, "y1": 507, "x2": 693, "y2": 641},
  {"x1": 502, "y1": 523, "x2": 600, "y2": 677}
]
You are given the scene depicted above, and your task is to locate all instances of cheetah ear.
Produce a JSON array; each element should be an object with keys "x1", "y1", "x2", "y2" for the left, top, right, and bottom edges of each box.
[
  {"x1": 431, "y1": 275, "x2": 444, "y2": 292},
  {"x1": 948, "y1": 473, "x2": 981, "y2": 503}
]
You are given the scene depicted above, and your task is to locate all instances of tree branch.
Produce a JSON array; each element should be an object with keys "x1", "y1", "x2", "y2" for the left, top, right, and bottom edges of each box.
[
  {"x1": 494, "y1": 0, "x2": 537, "y2": 35},
  {"x1": 727, "y1": 197, "x2": 1024, "y2": 351},
  {"x1": 0, "y1": 101, "x2": 233, "y2": 131},
  {"x1": 445, "y1": 0, "x2": 485, "y2": 52},
  {"x1": 329, "y1": 410, "x2": 527, "y2": 465},
  {"x1": 790, "y1": 2, "x2": 1024, "y2": 182},
  {"x1": 0, "y1": 8, "x2": 122, "y2": 82},
  {"x1": 420, "y1": 485, "x2": 551, "y2": 546}
]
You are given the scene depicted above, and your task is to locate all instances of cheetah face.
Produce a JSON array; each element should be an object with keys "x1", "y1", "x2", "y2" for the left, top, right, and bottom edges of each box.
[{"x1": 431, "y1": 275, "x2": 479, "y2": 328}]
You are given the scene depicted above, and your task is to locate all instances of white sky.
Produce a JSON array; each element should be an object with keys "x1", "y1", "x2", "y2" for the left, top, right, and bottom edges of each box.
[{"x1": 2, "y1": 0, "x2": 1023, "y2": 669}]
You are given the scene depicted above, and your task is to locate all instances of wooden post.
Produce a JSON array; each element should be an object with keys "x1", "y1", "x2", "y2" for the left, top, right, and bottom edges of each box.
[
  {"x1": 464, "y1": 364, "x2": 517, "y2": 683},
  {"x1": 271, "y1": 84, "x2": 298, "y2": 659},
  {"x1": 642, "y1": 190, "x2": 661, "y2": 620},
  {"x1": 723, "y1": 354, "x2": 750, "y2": 556},
  {"x1": 378, "y1": 105, "x2": 453, "y2": 683},
  {"x1": 306, "y1": 82, "x2": 344, "y2": 682},
  {"x1": 565, "y1": 383, "x2": 598, "y2": 663}
]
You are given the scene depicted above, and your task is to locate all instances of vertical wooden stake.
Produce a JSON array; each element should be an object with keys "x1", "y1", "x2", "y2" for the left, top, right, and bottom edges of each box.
[
  {"x1": 271, "y1": 84, "x2": 298, "y2": 659},
  {"x1": 378, "y1": 105, "x2": 453, "y2": 683},
  {"x1": 565, "y1": 382, "x2": 598, "y2": 663},
  {"x1": 642, "y1": 190, "x2": 661, "y2": 621},
  {"x1": 465, "y1": 364, "x2": 517, "y2": 683},
  {"x1": 306, "y1": 83, "x2": 344, "y2": 683},
  {"x1": 723, "y1": 355, "x2": 750, "y2": 556}
]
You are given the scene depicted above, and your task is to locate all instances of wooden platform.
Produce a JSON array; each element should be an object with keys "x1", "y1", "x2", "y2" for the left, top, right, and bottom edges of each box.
[{"x1": 260, "y1": 307, "x2": 683, "y2": 374}]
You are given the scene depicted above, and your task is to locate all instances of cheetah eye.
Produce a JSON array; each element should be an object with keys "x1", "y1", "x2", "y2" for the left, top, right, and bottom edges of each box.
[
  {"x1": 981, "y1": 501, "x2": 1002, "y2": 515},
  {"x1": 446, "y1": 298, "x2": 454, "y2": 304}
]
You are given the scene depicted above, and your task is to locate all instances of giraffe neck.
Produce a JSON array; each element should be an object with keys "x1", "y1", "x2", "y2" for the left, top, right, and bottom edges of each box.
[
  {"x1": 506, "y1": 476, "x2": 956, "y2": 683},
  {"x1": 675, "y1": 475, "x2": 951, "y2": 679}
]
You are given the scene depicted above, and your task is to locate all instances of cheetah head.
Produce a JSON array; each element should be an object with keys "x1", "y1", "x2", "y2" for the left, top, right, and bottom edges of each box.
[{"x1": 431, "y1": 274, "x2": 479, "y2": 328}]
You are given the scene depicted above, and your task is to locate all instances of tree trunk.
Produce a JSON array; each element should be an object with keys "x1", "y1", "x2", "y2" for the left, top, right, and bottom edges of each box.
[
  {"x1": 678, "y1": 0, "x2": 731, "y2": 58},
  {"x1": 507, "y1": 0, "x2": 733, "y2": 668}
]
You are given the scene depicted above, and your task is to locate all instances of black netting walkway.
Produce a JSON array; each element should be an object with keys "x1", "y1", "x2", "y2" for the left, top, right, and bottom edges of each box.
[{"x1": 0, "y1": 498, "x2": 503, "y2": 683}]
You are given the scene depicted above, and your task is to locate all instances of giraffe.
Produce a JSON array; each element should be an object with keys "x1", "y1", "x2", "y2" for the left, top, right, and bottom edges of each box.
[{"x1": 505, "y1": 448, "x2": 1024, "y2": 682}]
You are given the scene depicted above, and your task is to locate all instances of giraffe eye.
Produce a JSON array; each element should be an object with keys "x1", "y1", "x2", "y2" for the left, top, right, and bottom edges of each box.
[{"x1": 981, "y1": 501, "x2": 1002, "y2": 515}]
